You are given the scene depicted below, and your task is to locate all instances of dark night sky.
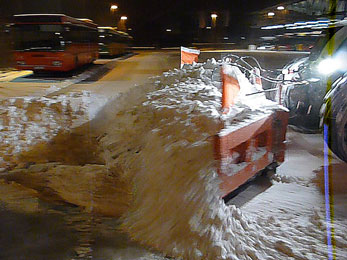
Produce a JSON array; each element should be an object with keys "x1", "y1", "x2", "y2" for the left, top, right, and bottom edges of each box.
[
  {"x1": 111, "y1": 0, "x2": 285, "y2": 42},
  {"x1": 1, "y1": 0, "x2": 285, "y2": 24},
  {"x1": 1, "y1": 0, "x2": 286, "y2": 44},
  {"x1": 119, "y1": 0, "x2": 284, "y2": 26}
]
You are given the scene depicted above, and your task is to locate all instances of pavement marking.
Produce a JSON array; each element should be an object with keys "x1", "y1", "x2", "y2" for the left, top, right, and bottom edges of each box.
[{"x1": 0, "y1": 70, "x2": 33, "y2": 82}]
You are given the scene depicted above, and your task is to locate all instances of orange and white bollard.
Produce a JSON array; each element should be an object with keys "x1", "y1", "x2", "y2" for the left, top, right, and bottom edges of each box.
[{"x1": 220, "y1": 68, "x2": 240, "y2": 114}]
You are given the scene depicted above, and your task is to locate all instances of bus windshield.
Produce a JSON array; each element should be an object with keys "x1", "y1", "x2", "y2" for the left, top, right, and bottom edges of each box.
[{"x1": 12, "y1": 24, "x2": 65, "y2": 51}]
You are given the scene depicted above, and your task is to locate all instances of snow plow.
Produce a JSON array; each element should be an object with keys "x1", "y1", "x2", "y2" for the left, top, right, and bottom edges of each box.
[
  {"x1": 214, "y1": 108, "x2": 288, "y2": 197},
  {"x1": 214, "y1": 56, "x2": 289, "y2": 198}
]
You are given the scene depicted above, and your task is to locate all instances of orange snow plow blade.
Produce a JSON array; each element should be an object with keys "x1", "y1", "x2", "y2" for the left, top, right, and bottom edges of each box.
[
  {"x1": 221, "y1": 68, "x2": 240, "y2": 112},
  {"x1": 214, "y1": 109, "x2": 289, "y2": 198}
]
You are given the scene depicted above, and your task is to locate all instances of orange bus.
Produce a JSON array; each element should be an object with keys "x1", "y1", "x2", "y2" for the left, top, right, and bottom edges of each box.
[
  {"x1": 98, "y1": 27, "x2": 133, "y2": 56},
  {"x1": 12, "y1": 14, "x2": 99, "y2": 72}
]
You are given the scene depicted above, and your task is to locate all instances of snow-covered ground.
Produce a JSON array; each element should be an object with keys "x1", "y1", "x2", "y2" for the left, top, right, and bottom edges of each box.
[
  {"x1": 0, "y1": 91, "x2": 108, "y2": 169},
  {"x1": 0, "y1": 59, "x2": 346, "y2": 260},
  {"x1": 229, "y1": 129, "x2": 347, "y2": 259},
  {"x1": 98, "y1": 60, "x2": 346, "y2": 260}
]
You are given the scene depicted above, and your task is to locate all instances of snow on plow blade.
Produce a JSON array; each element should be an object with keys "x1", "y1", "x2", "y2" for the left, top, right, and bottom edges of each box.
[{"x1": 214, "y1": 109, "x2": 289, "y2": 197}]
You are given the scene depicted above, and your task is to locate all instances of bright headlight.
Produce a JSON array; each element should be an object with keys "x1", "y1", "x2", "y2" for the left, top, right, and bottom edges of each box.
[{"x1": 317, "y1": 58, "x2": 342, "y2": 75}]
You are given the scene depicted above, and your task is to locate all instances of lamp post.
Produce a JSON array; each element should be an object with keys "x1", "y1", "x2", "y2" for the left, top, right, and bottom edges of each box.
[
  {"x1": 110, "y1": 4, "x2": 118, "y2": 26},
  {"x1": 118, "y1": 16, "x2": 128, "y2": 31},
  {"x1": 211, "y1": 13, "x2": 217, "y2": 28},
  {"x1": 210, "y1": 13, "x2": 218, "y2": 42},
  {"x1": 110, "y1": 4, "x2": 118, "y2": 13}
]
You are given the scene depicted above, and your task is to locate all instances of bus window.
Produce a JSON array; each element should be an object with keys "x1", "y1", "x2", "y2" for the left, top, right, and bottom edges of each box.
[
  {"x1": 12, "y1": 24, "x2": 64, "y2": 51},
  {"x1": 66, "y1": 25, "x2": 98, "y2": 44}
]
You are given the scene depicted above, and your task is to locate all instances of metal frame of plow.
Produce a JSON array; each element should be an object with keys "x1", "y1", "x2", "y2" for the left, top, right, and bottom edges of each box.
[{"x1": 214, "y1": 109, "x2": 289, "y2": 198}]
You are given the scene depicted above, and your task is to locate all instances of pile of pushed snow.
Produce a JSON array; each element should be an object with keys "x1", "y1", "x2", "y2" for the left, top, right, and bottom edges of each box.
[
  {"x1": 2, "y1": 59, "x2": 341, "y2": 259},
  {"x1": 95, "y1": 60, "x2": 333, "y2": 259},
  {"x1": 0, "y1": 91, "x2": 107, "y2": 169}
]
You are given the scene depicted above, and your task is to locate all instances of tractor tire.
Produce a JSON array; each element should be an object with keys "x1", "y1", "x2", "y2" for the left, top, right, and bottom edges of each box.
[
  {"x1": 325, "y1": 111, "x2": 347, "y2": 162},
  {"x1": 324, "y1": 78, "x2": 347, "y2": 162}
]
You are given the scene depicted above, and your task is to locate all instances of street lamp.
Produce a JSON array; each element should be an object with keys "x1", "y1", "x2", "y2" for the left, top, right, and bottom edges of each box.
[
  {"x1": 110, "y1": 4, "x2": 118, "y2": 26},
  {"x1": 267, "y1": 12, "x2": 275, "y2": 17},
  {"x1": 118, "y1": 16, "x2": 128, "y2": 31},
  {"x1": 277, "y1": 6, "x2": 285, "y2": 10},
  {"x1": 211, "y1": 13, "x2": 217, "y2": 28},
  {"x1": 110, "y1": 4, "x2": 118, "y2": 12}
]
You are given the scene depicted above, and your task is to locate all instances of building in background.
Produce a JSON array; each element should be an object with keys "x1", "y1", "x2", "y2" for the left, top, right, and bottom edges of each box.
[
  {"x1": 249, "y1": 0, "x2": 347, "y2": 50},
  {"x1": 3, "y1": 0, "x2": 345, "y2": 48}
]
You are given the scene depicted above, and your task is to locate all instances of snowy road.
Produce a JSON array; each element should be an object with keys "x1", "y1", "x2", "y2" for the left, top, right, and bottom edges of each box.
[
  {"x1": 1, "y1": 129, "x2": 345, "y2": 260},
  {"x1": 0, "y1": 49, "x2": 305, "y2": 99},
  {"x1": 0, "y1": 51, "x2": 179, "y2": 99},
  {"x1": 229, "y1": 129, "x2": 347, "y2": 259}
]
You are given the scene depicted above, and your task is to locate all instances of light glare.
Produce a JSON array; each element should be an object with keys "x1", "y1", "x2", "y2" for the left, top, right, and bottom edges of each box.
[
  {"x1": 110, "y1": 5, "x2": 118, "y2": 11},
  {"x1": 318, "y1": 58, "x2": 342, "y2": 75}
]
